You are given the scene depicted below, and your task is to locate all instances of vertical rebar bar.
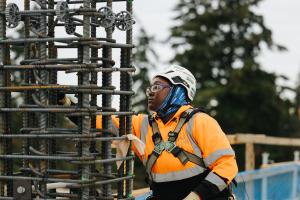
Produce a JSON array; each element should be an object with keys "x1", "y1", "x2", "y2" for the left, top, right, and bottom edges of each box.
[
  {"x1": 125, "y1": 1, "x2": 134, "y2": 198},
  {"x1": 77, "y1": 45, "x2": 84, "y2": 198},
  {"x1": 102, "y1": 46, "x2": 113, "y2": 199},
  {"x1": 118, "y1": 48, "x2": 127, "y2": 199},
  {"x1": 0, "y1": 0, "x2": 6, "y2": 196},
  {"x1": 48, "y1": 0, "x2": 57, "y2": 171},
  {"x1": 102, "y1": 0, "x2": 113, "y2": 198},
  {"x1": 38, "y1": 0, "x2": 49, "y2": 196},
  {"x1": 22, "y1": 0, "x2": 30, "y2": 172},
  {"x1": 81, "y1": 0, "x2": 92, "y2": 199},
  {"x1": 4, "y1": 18, "x2": 12, "y2": 198},
  {"x1": 90, "y1": 0, "x2": 98, "y2": 197}
]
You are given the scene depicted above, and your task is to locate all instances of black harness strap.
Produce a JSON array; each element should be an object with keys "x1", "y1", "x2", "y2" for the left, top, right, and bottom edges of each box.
[
  {"x1": 146, "y1": 115, "x2": 164, "y2": 176},
  {"x1": 146, "y1": 108, "x2": 206, "y2": 180},
  {"x1": 166, "y1": 109, "x2": 193, "y2": 164}
]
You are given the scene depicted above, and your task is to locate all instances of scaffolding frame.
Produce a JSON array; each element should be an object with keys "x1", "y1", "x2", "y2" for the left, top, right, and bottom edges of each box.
[{"x1": 0, "y1": 0, "x2": 135, "y2": 199}]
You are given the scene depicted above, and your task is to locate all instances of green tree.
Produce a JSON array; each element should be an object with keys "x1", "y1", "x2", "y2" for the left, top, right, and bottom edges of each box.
[
  {"x1": 216, "y1": 68, "x2": 297, "y2": 134},
  {"x1": 170, "y1": 0, "x2": 297, "y2": 135},
  {"x1": 171, "y1": 0, "x2": 284, "y2": 88},
  {"x1": 132, "y1": 27, "x2": 158, "y2": 113}
]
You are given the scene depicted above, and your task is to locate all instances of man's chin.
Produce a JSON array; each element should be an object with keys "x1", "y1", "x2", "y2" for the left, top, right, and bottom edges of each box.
[{"x1": 148, "y1": 105, "x2": 155, "y2": 112}]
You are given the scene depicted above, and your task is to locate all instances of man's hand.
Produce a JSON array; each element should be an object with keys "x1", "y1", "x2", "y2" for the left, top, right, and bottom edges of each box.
[
  {"x1": 58, "y1": 95, "x2": 72, "y2": 106},
  {"x1": 57, "y1": 92, "x2": 68, "y2": 105},
  {"x1": 183, "y1": 192, "x2": 201, "y2": 200},
  {"x1": 57, "y1": 93, "x2": 77, "y2": 106}
]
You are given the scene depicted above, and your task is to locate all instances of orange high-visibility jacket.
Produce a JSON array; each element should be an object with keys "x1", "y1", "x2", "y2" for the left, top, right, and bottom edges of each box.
[{"x1": 96, "y1": 105, "x2": 238, "y2": 191}]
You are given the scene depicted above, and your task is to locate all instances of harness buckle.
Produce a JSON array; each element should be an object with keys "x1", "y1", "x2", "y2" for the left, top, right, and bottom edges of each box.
[
  {"x1": 165, "y1": 141, "x2": 176, "y2": 153},
  {"x1": 153, "y1": 142, "x2": 165, "y2": 155},
  {"x1": 168, "y1": 131, "x2": 177, "y2": 142},
  {"x1": 181, "y1": 111, "x2": 188, "y2": 118}
]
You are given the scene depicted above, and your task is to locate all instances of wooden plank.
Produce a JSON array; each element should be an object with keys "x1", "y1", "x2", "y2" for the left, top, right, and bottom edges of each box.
[
  {"x1": 227, "y1": 134, "x2": 300, "y2": 147},
  {"x1": 227, "y1": 134, "x2": 300, "y2": 171},
  {"x1": 245, "y1": 143, "x2": 255, "y2": 170}
]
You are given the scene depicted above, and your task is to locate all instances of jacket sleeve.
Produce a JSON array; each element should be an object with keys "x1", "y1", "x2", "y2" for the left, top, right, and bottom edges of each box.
[
  {"x1": 96, "y1": 114, "x2": 145, "y2": 160},
  {"x1": 191, "y1": 113, "x2": 238, "y2": 199}
]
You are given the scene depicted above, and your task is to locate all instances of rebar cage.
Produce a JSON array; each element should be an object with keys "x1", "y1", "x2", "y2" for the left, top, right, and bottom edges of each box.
[{"x1": 0, "y1": 0, "x2": 135, "y2": 199}]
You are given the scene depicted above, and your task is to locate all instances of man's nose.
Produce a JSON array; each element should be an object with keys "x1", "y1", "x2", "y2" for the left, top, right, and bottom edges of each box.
[{"x1": 148, "y1": 93, "x2": 154, "y2": 98}]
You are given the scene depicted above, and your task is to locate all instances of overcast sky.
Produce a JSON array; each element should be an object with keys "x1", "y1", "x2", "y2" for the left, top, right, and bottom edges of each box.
[
  {"x1": 133, "y1": 0, "x2": 300, "y2": 88},
  {"x1": 7, "y1": 0, "x2": 300, "y2": 85},
  {"x1": 8, "y1": 0, "x2": 300, "y2": 106},
  {"x1": 10, "y1": 0, "x2": 299, "y2": 87}
]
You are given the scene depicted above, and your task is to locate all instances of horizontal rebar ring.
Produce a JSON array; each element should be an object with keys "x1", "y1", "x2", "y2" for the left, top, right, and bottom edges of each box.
[
  {"x1": 0, "y1": 85, "x2": 134, "y2": 95},
  {"x1": 0, "y1": 64, "x2": 135, "y2": 73}
]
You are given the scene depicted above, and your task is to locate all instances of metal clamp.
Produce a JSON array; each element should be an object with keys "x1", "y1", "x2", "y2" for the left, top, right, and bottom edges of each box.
[
  {"x1": 5, "y1": 3, "x2": 21, "y2": 28},
  {"x1": 165, "y1": 141, "x2": 177, "y2": 153},
  {"x1": 96, "y1": 7, "x2": 115, "y2": 29},
  {"x1": 115, "y1": 11, "x2": 135, "y2": 31},
  {"x1": 153, "y1": 142, "x2": 165, "y2": 155},
  {"x1": 56, "y1": 1, "x2": 69, "y2": 22},
  {"x1": 65, "y1": 18, "x2": 76, "y2": 35}
]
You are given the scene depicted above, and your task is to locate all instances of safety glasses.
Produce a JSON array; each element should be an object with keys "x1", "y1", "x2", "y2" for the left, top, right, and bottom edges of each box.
[{"x1": 146, "y1": 84, "x2": 171, "y2": 96}]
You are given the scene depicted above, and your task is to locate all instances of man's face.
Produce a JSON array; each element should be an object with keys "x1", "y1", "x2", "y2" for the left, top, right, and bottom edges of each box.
[{"x1": 147, "y1": 77, "x2": 172, "y2": 111}]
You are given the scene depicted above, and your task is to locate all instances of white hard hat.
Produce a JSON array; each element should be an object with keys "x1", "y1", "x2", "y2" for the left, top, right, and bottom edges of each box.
[{"x1": 154, "y1": 65, "x2": 196, "y2": 101}]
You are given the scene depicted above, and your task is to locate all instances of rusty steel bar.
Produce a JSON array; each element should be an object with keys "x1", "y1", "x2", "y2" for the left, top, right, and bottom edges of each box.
[
  {"x1": 101, "y1": 0, "x2": 114, "y2": 197},
  {"x1": 1, "y1": 65, "x2": 135, "y2": 72},
  {"x1": 0, "y1": 0, "x2": 7, "y2": 196},
  {"x1": 0, "y1": 38, "x2": 134, "y2": 48},
  {"x1": 125, "y1": 1, "x2": 134, "y2": 198},
  {"x1": 90, "y1": 0, "x2": 98, "y2": 196},
  {"x1": 80, "y1": 0, "x2": 92, "y2": 199},
  {"x1": 47, "y1": 0, "x2": 57, "y2": 176},
  {"x1": 0, "y1": 85, "x2": 134, "y2": 95},
  {"x1": 118, "y1": 47, "x2": 127, "y2": 198},
  {"x1": 22, "y1": 0, "x2": 32, "y2": 178},
  {"x1": 36, "y1": 0, "x2": 49, "y2": 196}
]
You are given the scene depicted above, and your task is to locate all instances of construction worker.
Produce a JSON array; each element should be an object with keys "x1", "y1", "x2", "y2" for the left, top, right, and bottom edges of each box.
[
  {"x1": 102, "y1": 65, "x2": 237, "y2": 200},
  {"x1": 59, "y1": 65, "x2": 238, "y2": 200}
]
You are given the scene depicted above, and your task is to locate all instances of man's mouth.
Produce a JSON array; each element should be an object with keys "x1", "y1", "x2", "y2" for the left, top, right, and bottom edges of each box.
[{"x1": 148, "y1": 98, "x2": 154, "y2": 103}]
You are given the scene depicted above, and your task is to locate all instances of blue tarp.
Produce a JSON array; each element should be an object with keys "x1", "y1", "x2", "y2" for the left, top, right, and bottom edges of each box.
[{"x1": 234, "y1": 163, "x2": 300, "y2": 200}]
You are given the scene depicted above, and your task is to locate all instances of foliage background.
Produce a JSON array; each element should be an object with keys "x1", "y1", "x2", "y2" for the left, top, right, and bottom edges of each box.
[{"x1": 132, "y1": 0, "x2": 300, "y2": 178}]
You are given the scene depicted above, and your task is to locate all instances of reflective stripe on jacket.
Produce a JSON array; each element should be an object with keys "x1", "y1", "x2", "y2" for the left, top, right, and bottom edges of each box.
[{"x1": 96, "y1": 105, "x2": 238, "y2": 191}]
